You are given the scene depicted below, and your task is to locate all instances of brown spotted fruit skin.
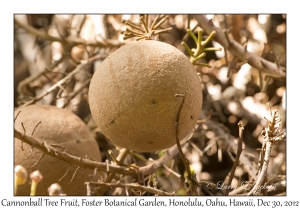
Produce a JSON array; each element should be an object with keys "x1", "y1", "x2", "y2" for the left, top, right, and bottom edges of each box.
[
  {"x1": 14, "y1": 105, "x2": 101, "y2": 195},
  {"x1": 89, "y1": 40, "x2": 202, "y2": 152}
]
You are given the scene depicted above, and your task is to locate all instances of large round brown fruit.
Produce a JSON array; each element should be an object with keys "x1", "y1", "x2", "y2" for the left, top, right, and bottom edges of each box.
[
  {"x1": 14, "y1": 105, "x2": 101, "y2": 195},
  {"x1": 89, "y1": 40, "x2": 202, "y2": 152}
]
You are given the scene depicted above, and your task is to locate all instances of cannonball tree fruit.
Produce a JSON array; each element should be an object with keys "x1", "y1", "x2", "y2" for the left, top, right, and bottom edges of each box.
[
  {"x1": 14, "y1": 105, "x2": 101, "y2": 195},
  {"x1": 89, "y1": 40, "x2": 202, "y2": 152}
]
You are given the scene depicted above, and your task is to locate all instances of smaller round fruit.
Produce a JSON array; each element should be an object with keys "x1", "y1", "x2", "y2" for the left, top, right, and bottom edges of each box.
[{"x1": 14, "y1": 105, "x2": 101, "y2": 195}]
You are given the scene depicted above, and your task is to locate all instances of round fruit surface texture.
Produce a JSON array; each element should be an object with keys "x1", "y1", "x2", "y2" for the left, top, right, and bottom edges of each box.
[
  {"x1": 89, "y1": 40, "x2": 202, "y2": 152},
  {"x1": 14, "y1": 105, "x2": 101, "y2": 195}
]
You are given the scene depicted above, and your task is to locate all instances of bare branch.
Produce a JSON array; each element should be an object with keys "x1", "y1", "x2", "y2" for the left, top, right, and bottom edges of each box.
[
  {"x1": 193, "y1": 15, "x2": 286, "y2": 78},
  {"x1": 97, "y1": 149, "x2": 129, "y2": 195},
  {"x1": 17, "y1": 56, "x2": 65, "y2": 96},
  {"x1": 60, "y1": 79, "x2": 91, "y2": 108},
  {"x1": 225, "y1": 121, "x2": 244, "y2": 195},
  {"x1": 14, "y1": 128, "x2": 136, "y2": 175},
  {"x1": 14, "y1": 17, "x2": 123, "y2": 48},
  {"x1": 202, "y1": 114, "x2": 257, "y2": 179},
  {"x1": 138, "y1": 132, "x2": 193, "y2": 175},
  {"x1": 247, "y1": 106, "x2": 285, "y2": 196},
  {"x1": 20, "y1": 54, "x2": 106, "y2": 107}
]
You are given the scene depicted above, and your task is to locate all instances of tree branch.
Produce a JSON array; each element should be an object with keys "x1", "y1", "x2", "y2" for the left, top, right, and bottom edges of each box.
[
  {"x1": 225, "y1": 121, "x2": 244, "y2": 195},
  {"x1": 14, "y1": 17, "x2": 124, "y2": 48},
  {"x1": 14, "y1": 125, "x2": 189, "y2": 177},
  {"x1": 193, "y1": 15, "x2": 286, "y2": 78},
  {"x1": 202, "y1": 114, "x2": 257, "y2": 180},
  {"x1": 20, "y1": 54, "x2": 106, "y2": 107},
  {"x1": 247, "y1": 106, "x2": 286, "y2": 196},
  {"x1": 14, "y1": 128, "x2": 135, "y2": 175}
]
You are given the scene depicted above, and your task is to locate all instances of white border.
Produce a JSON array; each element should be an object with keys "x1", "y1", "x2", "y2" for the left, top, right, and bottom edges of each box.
[{"x1": 1, "y1": 1, "x2": 298, "y2": 209}]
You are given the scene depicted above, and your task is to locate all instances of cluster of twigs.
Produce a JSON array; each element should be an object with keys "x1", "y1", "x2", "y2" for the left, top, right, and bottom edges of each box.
[
  {"x1": 181, "y1": 29, "x2": 221, "y2": 67},
  {"x1": 123, "y1": 15, "x2": 172, "y2": 40},
  {"x1": 14, "y1": 14, "x2": 286, "y2": 196},
  {"x1": 194, "y1": 15, "x2": 286, "y2": 77},
  {"x1": 247, "y1": 104, "x2": 286, "y2": 195}
]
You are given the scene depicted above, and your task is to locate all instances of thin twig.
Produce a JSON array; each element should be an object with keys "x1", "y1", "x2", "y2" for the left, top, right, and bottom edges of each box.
[
  {"x1": 225, "y1": 120, "x2": 244, "y2": 195},
  {"x1": 247, "y1": 106, "x2": 285, "y2": 195},
  {"x1": 259, "y1": 43, "x2": 267, "y2": 90},
  {"x1": 189, "y1": 141, "x2": 203, "y2": 157},
  {"x1": 59, "y1": 164, "x2": 70, "y2": 182},
  {"x1": 31, "y1": 121, "x2": 41, "y2": 136},
  {"x1": 42, "y1": 142, "x2": 51, "y2": 152},
  {"x1": 50, "y1": 144, "x2": 66, "y2": 151},
  {"x1": 86, "y1": 182, "x2": 91, "y2": 196},
  {"x1": 262, "y1": 76, "x2": 271, "y2": 93},
  {"x1": 108, "y1": 150, "x2": 119, "y2": 165},
  {"x1": 31, "y1": 153, "x2": 45, "y2": 168},
  {"x1": 224, "y1": 29, "x2": 232, "y2": 45},
  {"x1": 21, "y1": 122, "x2": 26, "y2": 136},
  {"x1": 175, "y1": 91, "x2": 191, "y2": 175},
  {"x1": 130, "y1": 188, "x2": 140, "y2": 196},
  {"x1": 153, "y1": 15, "x2": 169, "y2": 30},
  {"x1": 224, "y1": 49, "x2": 229, "y2": 68},
  {"x1": 202, "y1": 137, "x2": 218, "y2": 153},
  {"x1": 227, "y1": 57, "x2": 237, "y2": 78},
  {"x1": 247, "y1": 140, "x2": 273, "y2": 196},
  {"x1": 236, "y1": 60, "x2": 247, "y2": 69},
  {"x1": 229, "y1": 182, "x2": 254, "y2": 195},
  {"x1": 163, "y1": 164, "x2": 181, "y2": 178},
  {"x1": 97, "y1": 148, "x2": 129, "y2": 195},
  {"x1": 123, "y1": 19, "x2": 144, "y2": 32},
  {"x1": 271, "y1": 51, "x2": 280, "y2": 67},
  {"x1": 24, "y1": 146, "x2": 34, "y2": 160},
  {"x1": 124, "y1": 15, "x2": 170, "y2": 41},
  {"x1": 14, "y1": 111, "x2": 21, "y2": 123},
  {"x1": 138, "y1": 131, "x2": 193, "y2": 176},
  {"x1": 89, "y1": 167, "x2": 98, "y2": 177},
  {"x1": 129, "y1": 151, "x2": 148, "y2": 163},
  {"x1": 175, "y1": 91, "x2": 200, "y2": 194},
  {"x1": 70, "y1": 166, "x2": 80, "y2": 182},
  {"x1": 197, "y1": 109, "x2": 213, "y2": 123}
]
